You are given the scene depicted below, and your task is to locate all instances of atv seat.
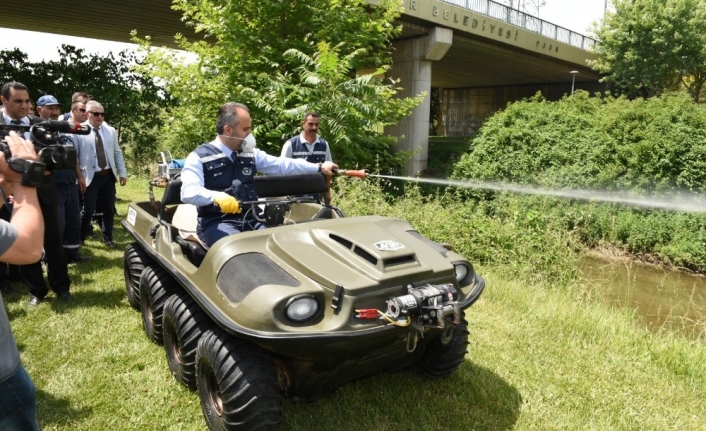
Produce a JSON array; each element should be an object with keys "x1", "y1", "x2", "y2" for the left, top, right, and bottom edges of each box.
[
  {"x1": 171, "y1": 202, "x2": 199, "y2": 242},
  {"x1": 172, "y1": 203, "x2": 208, "y2": 267},
  {"x1": 157, "y1": 179, "x2": 208, "y2": 267}
]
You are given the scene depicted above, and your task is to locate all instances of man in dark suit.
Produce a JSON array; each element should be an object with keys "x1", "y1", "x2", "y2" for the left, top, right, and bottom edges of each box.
[
  {"x1": 75, "y1": 100, "x2": 127, "y2": 248},
  {"x1": 0, "y1": 81, "x2": 72, "y2": 306}
]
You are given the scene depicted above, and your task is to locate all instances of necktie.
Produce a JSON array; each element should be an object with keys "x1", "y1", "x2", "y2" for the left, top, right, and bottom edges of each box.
[
  {"x1": 94, "y1": 128, "x2": 107, "y2": 169},
  {"x1": 10, "y1": 120, "x2": 27, "y2": 139}
]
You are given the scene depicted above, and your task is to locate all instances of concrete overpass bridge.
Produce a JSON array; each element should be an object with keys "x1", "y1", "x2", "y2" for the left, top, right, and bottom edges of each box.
[
  {"x1": 2, "y1": 0, "x2": 602, "y2": 174},
  {"x1": 382, "y1": 0, "x2": 603, "y2": 173}
]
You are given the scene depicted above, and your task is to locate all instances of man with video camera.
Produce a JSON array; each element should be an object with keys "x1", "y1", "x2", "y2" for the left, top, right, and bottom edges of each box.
[
  {"x1": 36, "y1": 95, "x2": 89, "y2": 264},
  {"x1": 0, "y1": 130, "x2": 44, "y2": 430},
  {"x1": 0, "y1": 82, "x2": 72, "y2": 306}
]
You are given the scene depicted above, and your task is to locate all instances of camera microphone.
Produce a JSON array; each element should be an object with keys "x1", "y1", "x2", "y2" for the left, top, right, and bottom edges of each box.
[{"x1": 35, "y1": 120, "x2": 91, "y2": 135}]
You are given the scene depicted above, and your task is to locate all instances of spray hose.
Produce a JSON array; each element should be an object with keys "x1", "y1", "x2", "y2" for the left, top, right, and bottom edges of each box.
[{"x1": 333, "y1": 168, "x2": 368, "y2": 179}]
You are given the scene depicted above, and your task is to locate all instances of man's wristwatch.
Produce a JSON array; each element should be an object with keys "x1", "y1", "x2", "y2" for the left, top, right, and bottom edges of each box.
[{"x1": 317, "y1": 163, "x2": 322, "y2": 173}]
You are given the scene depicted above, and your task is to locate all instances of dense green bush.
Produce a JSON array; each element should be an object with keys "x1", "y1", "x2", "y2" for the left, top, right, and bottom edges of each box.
[
  {"x1": 454, "y1": 91, "x2": 706, "y2": 193},
  {"x1": 450, "y1": 91, "x2": 706, "y2": 271}
]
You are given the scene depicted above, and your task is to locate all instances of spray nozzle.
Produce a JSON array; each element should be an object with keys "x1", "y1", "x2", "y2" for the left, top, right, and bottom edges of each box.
[{"x1": 333, "y1": 168, "x2": 368, "y2": 179}]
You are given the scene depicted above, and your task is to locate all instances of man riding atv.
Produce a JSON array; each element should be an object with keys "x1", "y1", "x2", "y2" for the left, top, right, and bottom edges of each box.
[{"x1": 180, "y1": 102, "x2": 337, "y2": 247}]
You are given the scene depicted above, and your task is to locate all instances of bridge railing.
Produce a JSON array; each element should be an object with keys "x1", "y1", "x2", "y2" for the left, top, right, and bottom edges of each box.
[{"x1": 441, "y1": 0, "x2": 597, "y2": 50}]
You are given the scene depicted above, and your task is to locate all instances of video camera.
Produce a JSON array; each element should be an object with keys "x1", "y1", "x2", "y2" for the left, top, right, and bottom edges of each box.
[{"x1": 0, "y1": 120, "x2": 90, "y2": 187}]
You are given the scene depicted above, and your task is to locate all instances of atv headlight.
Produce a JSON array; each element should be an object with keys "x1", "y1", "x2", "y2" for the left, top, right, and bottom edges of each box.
[
  {"x1": 453, "y1": 262, "x2": 474, "y2": 287},
  {"x1": 284, "y1": 295, "x2": 319, "y2": 323}
]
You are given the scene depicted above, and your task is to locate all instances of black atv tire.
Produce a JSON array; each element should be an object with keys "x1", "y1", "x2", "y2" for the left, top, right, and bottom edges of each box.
[
  {"x1": 124, "y1": 243, "x2": 154, "y2": 310},
  {"x1": 163, "y1": 291, "x2": 212, "y2": 390},
  {"x1": 139, "y1": 265, "x2": 177, "y2": 345},
  {"x1": 411, "y1": 316, "x2": 470, "y2": 378},
  {"x1": 195, "y1": 329, "x2": 281, "y2": 431}
]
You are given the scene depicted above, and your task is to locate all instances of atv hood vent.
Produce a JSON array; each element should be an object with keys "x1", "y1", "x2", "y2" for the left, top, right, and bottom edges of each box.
[
  {"x1": 328, "y1": 233, "x2": 417, "y2": 270},
  {"x1": 217, "y1": 252, "x2": 300, "y2": 304},
  {"x1": 331, "y1": 234, "x2": 378, "y2": 266}
]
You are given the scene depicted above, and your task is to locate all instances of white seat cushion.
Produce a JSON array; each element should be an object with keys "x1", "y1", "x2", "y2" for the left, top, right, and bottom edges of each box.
[{"x1": 171, "y1": 204, "x2": 201, "y2": 243}]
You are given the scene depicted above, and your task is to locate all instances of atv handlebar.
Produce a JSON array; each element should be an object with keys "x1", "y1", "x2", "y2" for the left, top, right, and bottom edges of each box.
[{"x1": 210, "y1": 168, "x2": 369, "y2": 213}]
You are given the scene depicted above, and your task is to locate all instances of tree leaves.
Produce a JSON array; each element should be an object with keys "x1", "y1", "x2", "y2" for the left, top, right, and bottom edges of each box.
[
  {"x1": 591, "y1": 0, "x2": 706, "y2": 102},
  {"x1": 0, "y1": 45, "x2": 171, "y2": 174},
  {"x1": 136, "y1": 0, "x2": 418, "y2": 171}
]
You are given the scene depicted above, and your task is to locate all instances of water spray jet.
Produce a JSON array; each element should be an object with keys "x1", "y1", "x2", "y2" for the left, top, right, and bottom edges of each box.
[{"x1": 336, "y1": 171, "x2": 706, "y2": 213}]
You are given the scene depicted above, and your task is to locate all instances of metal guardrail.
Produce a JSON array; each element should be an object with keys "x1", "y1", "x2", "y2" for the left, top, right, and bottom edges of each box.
[{"x1": 441, "y1": 0, "x2": 597, "y2": 50}]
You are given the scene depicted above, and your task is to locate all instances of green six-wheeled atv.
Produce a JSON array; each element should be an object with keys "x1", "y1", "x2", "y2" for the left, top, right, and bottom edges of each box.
[{"x1": 122, "y1": 171, "x2": 485, "y2": 431}]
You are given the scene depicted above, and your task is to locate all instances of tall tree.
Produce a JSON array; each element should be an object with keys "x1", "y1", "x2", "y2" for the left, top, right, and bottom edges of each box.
[
  {"x1": 676, "y1": 1, "x2": 706, "y2": 102},
  {"x1": 135, "y1": 0, "x2": 422, "y2": 172},
  {"x1": 591, "y1": 0, "x2": 706, "y2": 102},
  {"x1": 245, "y1": 43, "x2": 423, "y2": 169}
]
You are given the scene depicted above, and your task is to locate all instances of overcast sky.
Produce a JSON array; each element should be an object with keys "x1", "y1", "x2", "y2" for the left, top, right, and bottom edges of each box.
[
  {"x1": 539, "y1": 0, "x2": 608, "y2": 34},
  {"x1": 0, "y1": 0, "x2": 608, "y2": 62}
]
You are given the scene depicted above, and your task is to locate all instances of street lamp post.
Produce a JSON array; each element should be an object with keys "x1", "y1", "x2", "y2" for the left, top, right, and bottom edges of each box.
[{"x1": 570, "y1": 70, "x2": 579, "y2": 95}]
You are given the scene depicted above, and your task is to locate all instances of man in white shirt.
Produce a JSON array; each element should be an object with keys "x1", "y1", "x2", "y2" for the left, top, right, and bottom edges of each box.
[{"x1": 181, "y1": 102, "x2": 337, "y2": 247}]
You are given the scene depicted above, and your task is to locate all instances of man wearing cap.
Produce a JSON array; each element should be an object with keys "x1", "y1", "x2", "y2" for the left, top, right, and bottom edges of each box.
[
  {"x1": 0, "y1": 83, "x2": 73, "y2": 305},
  {"x1": 35, "y1": 95, "x2": 61, "y2": 121},
  {"x1": 36, "y1": 95, "x2": 89, "y2": 264}
]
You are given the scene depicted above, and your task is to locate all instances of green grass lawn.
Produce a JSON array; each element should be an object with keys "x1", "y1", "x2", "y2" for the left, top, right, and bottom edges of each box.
[{"x1": 4, "y1": 177, "x2": 705, "y2": 430}]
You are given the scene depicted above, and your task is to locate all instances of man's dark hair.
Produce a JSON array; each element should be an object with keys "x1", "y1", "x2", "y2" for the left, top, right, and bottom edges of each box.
[
  {"x1": 303, "y1": 111, "x2": 320, "y2": 122},
  {"x1": 1, "y1": 82, "x2": 29, "y2": 100},
  {"x1": 216, "y1": 102, "x2": 249, "y2": 134}
]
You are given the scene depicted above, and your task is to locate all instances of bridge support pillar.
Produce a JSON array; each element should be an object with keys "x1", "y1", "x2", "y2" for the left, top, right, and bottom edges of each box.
[{"x1": 387, "y1": 27, "x2": 452, "y2": 176}]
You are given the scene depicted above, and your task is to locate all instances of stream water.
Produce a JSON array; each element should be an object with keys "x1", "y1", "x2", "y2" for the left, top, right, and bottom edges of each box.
[{"x1": 578, "y1": 256, "x2": 706, "y2": 338}]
